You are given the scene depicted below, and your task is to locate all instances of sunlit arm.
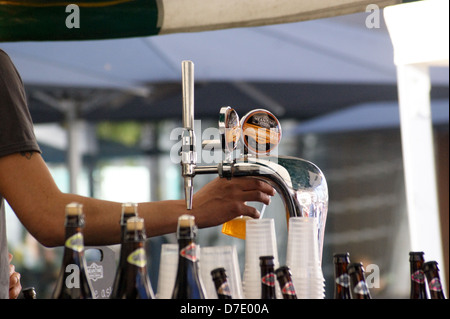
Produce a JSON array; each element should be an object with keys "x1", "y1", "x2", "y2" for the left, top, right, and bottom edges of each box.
[{"x1": 0, "y1": 152, "x2": 274, "y2": 247}]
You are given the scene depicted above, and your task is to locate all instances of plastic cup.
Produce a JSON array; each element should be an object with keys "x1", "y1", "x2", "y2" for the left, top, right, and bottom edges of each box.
[
  {"x1": 200, "y1": 245, "x2": 244, "y2": 299},
  {"x1": 156, "y1": 244, "x2": 179, "y2": 299},
  {"x1": 286, "y1": 217, "x2": 325, "y2": 299},
  {"x1": 222, "y1": 202, "x2": 266, "y2": 239},
  {"x1": 242, "y1": 218, "x2": 281, "y2": 299}
]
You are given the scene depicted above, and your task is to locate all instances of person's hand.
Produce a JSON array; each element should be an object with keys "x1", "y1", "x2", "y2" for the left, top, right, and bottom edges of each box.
[
  {"x1": 191, "y1": 177, "x2": 276, "y2": 228},
  {"x1": 8, "y1": 253, "x2": 22, "y2": 299}
]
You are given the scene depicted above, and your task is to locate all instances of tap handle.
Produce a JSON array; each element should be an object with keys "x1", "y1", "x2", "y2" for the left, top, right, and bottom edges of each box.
[{"x1": 182, "y1": 60, "x2": 195, "y2": 130}]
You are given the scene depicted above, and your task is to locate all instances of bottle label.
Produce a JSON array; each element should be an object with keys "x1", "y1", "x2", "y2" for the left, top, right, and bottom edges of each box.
[
  {"x1": 411, "y1": 270, "x2": 425, "y2": 284},
  {"x1": 218, "y1": 282, "x2": 232, "y2": 297},
  {"x1": 281, "y1": 281, "x2": 296, "y2": 296},
  {"x1": 65, "y1": 233, "x2": 84, "y2": 252},
  {"x1": 127, "y1": 248, "x2": 147, "y2": 267},
  {"x1": 354, "y1": 281, "x2": 370, "y2": 296},
  {"x1": 429, "y1": 278, "x2": 442, "y2": 292},
  {"x1": 335, "y1": 274, "x2": 350, "y2": 288},
  {"x1": 261, "y1": 273, "x2": 276, "y2": 287},
  {"x1": 180, "y1": 243, "x2": 197, "y2": 262}
]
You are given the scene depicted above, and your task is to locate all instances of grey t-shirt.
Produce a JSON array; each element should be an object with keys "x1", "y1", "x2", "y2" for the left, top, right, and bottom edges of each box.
[{"x1": 0, "y1": 49, "x2": 41, "y2": 298}]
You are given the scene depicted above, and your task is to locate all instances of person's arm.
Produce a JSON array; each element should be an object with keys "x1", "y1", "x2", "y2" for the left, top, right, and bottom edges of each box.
[{"x1": 0, "y1": 151, "x2": 275, "y2": 247}]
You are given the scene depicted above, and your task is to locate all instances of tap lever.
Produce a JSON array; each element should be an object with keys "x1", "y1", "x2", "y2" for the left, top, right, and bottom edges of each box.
[
  {"x1": 181, "y1": 60, "x2": 196, "y2": 210},
  {"x1": 182, "y1": 60, "x2": 195, "y2": 130}
]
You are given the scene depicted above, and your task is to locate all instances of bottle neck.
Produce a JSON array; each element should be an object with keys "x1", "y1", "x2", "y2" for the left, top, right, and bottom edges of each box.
[
  {"x1": 349, "y1": 270, "x2": 371, "y2": 299},
  {"x1": 410, "y1": 260, "x2": 427, "y2": 298},
  {"x1": 62, "y1": 224, "x2": 85, "y2": 263},
  {"x1": 425, "y1": 270, "x2": 446, "y2": 299},
  {"x1": 119, "y1": 229, "x2": 147, "y2": 269},
  {"x1": 334, "y1": 262, "x2": 351, "y2": 298},
  {"x1": 260, "y1": 265, "x2": 276, "y2": 299}
]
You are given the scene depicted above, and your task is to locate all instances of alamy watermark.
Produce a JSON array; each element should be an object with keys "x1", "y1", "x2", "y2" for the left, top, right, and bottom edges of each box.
[
  {"x1": 65, "y1": 4, "x2": 80, "y2": 29},
  {"x1": 365, "y1": 4, "x2": 381, "y2": 29},
  {"x1": 169, "y1": 120, "x2": 281, "y2": 165}
]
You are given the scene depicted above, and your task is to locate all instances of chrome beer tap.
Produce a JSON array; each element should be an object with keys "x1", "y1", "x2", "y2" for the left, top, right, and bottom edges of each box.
[
  {"x1": 179, "y1": 61, "x2": 328, "y2": 257},
  {"x1": 181, "y1": 60, "x2": 219, "y2": 209}
]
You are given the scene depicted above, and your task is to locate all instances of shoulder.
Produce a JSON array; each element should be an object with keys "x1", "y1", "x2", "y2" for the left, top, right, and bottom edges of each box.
[
  {"x1": 0, "y1": 48, "x2": 14, "y2": 69},
  {"x1": 0, "y1": 48, "x2": 25, "y2": 90}
]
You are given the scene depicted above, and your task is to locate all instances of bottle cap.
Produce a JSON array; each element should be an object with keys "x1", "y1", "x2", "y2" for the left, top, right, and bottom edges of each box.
[
  {"x1": 409, "y1": 251, "x2": 425, "y2": 262},
  {"x1": 275, "y1": 266, "x2": 292, "y2": 279},
  {"x1": 211, "y1": 267, "x2": 227, "y2": 279},
  {"x1": 178, "y1": 214, "x2": 195, "y2": 227},
  {"x1": 347, "y1": 262, "x2": 364, "y2": 275},
  {"x1": 65, "y1": 202, "x2": 83, "y2": 216},
  {"x1": 122, "y1": 202, "x2": 138, "y2": 214},
  {"x1": 333, "y1": 252, "x2": 350, "y2": 263},
  {"x1": 259, "y1": 255, "x2": 275, "y2": 267},
  {"x1": 126, "y1": 217, "x2": 145, "y2": 231},
  {"x1": 423, "y1": 261, "x2": 439, "y2": 273}
]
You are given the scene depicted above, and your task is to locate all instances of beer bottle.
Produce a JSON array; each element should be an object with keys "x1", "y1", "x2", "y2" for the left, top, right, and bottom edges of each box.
[
  {"x1": 119, "y1": 202, "x2": 138, "y2": 243},
  {"x1": 423, "y1": 261, "x2": 446, "y2": 299},
  {"x1": 409, "y1": 251, "x2": 428, "y2": 299},
  {"x1": 111, "y1": 202, "x2": 138, "y2": 295},
  {"x1": 171, "y1": 214, "x2": 206, "y2": 299},
  {"x1": 260, "y1": 256, "x2": 276, "y2": 299},
  {"x1": 22, "y1": 287, "x2": 37, "y2": 299},
  {"x1": 275, "y1": 266, "x2": 297, "y2": 299},
  {"x1": 52, "y1": 202, "x2": 95, "y2": 299},
  {"x1": 333, "y1": 252, "x2": 351, "y2": 299},
  {"x1": 110, "y1": 217, "x2": 155, "y2": 299},
  {"x1": 348, "y1": 262, "x2": 371, "y2": 299},
  {"x1": 211, "y1": 267, "x2": 232, "y2": 299}
]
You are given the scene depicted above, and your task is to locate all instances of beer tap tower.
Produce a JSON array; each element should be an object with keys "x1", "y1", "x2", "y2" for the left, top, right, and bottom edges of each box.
[{"x1": 179, "y1": 60, "x2": 329, "y2": 261}]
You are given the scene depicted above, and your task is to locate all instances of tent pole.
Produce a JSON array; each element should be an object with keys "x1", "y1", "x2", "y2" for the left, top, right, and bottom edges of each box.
[{"x1": 65, "y1": 100, "x2": 81, "y2": 195}]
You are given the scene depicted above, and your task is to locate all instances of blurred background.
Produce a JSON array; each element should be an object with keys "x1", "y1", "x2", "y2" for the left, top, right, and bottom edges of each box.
[{"x1": 2, "y1": 8, "x2": 448, "y2": 299}]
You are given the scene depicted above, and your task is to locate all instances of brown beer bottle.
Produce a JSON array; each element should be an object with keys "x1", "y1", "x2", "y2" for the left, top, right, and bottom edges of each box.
[
  {"x1": 110, "y1": 217, "x2": 155, "y2": 299},
  {"x1": 423, "y1": 261, "x2": 446, "y2": 299},
  {"x1": 211, "y1": 267, "x2": 232, "y2": 299},
  {"x1": 348, "y1": 262, "x2": 371, "y2": 299},
  {"x1": 171, "y1": 215, "x2": 206, "y2": 299},
  {"x1": 333, "y1": 253, "x2": 351, "y2": 299},
  {"x1": 111, "y1": 202, "x2": 138, "y2": 295},
  {"x1": 275, "y1": 266, "x2": 297, "y2": 299},
  {"x1": 52, "y1": 203, "x2": 95, "y2": 299},
  {"x1": 409, "y1": 251, "x2": 428, "y2": 299},
  {"x1": 260, "y1": 256, "x2": 276, "y2": 299}
]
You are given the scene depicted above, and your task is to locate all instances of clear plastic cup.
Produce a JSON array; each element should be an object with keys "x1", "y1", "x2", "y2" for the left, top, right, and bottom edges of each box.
[
  {"x1": 222, "y1": 202, "x2": 266, "y2": 239},
  {"x1": 156, "y1": 244, "x2": 179, "y2": 299},
  {"x1": 242, "y1": 218, "x2": 281, "y2": 299},
  {"x1": 200, "y1": 245, "x2": 244, "y2": 299},
  {"x1": 286, "y1": 217, "x2": 325, "y2": 299}
]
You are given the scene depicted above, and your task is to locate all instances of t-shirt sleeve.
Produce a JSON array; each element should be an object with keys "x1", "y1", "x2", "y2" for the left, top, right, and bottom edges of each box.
[{"x1": 0, "y1": 49, "x2": 41, "y2": 157}]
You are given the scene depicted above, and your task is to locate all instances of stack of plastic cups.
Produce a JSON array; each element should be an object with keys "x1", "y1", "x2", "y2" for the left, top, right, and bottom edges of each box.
[
  {"x1": 242, "y1": 218, "x2": 281, "y2": 299},
  {"x1": 286, "y1": 217, "x2": 325, "y2": 299},
  {"x1": 200, "y1": 245, "x2": 244, "y2": 299},
  {"x1": 156, "y1": 243, "x2": 179, "y2": 299}
]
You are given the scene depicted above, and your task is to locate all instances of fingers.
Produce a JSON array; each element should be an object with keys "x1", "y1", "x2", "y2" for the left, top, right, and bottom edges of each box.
[
  {"x1": 9, "y1": 268, "x2": 22, "y2": 299},
  {"x1": 236, "y1": 190, "x2": 272, "y2": 205},
  {"x1": 8, "y1": 253, "x2": 22, "y2": 299},
  {"x1": 239, "y1": 203, "x2": 261, "y2": 219},
  {"x1": 234, "y1": 178, "x2": 276, "y2": 196}
]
